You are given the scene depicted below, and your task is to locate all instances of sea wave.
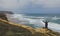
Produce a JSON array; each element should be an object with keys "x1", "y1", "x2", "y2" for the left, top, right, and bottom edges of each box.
[
  {"x1": 6, "y1": 14, "x2": 60, "y2": 32},
  {"x1": 48, "y1": 22, "x2": 60, "y2": 32},
  {"x1": 52, "y1": 16, "x2": 60, "y2": 20}
]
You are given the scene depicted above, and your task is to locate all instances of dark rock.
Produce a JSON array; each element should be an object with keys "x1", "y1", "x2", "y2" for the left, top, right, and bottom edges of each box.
[
  {"x1": 0, "y1": 11, "x2": 13, "y2": 14},
  {"x1": 0, "y1": 11, "x2": 13, "y2": 21}
]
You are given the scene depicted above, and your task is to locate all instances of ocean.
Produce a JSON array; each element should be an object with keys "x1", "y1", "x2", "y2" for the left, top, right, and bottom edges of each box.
[{"x1": 6, "y1": 13, "x2": 60, "y2": 33}]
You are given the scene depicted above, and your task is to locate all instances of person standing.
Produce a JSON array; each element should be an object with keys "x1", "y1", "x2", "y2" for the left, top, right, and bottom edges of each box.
[{"x1": 43, "y1": 20, "x2": 49, "y2": 28}]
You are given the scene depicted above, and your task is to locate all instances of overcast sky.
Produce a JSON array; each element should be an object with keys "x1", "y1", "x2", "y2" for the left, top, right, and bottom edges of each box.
[{"x1": 0, "y1": 0, "x2": 60, "y2": 14}]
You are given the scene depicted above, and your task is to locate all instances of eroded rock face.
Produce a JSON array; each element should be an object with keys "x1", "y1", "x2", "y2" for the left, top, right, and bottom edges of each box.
[
  {"x1": 0, "y1": 19, "x2": 34, "y2": 36},
  {"x1": 0, "y1": 11, "x2": 13, "y2": 21},
  {"x1": 0, "y1": 19, "x2": 60, "y2": 36}
]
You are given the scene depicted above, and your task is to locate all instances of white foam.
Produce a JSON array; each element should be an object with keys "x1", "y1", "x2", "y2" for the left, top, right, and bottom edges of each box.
[
  {"x1": 7, "y1": 14, "x2": 29, "y2": 24},
  {"x1": 48, "y1": 22, "x2": 60, "y2": 32},
  {"x1": 52, "y1": 16, "x2": 60, "y2": 20},
  {"x1": 41, "y1": 21, "x2": 60, "y2": 32},
  {"x1": 6, "y1": 14, "x2": 60, "y2": 33}
]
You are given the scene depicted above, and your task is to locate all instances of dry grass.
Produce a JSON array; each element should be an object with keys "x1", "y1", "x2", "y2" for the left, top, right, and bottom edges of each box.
[{"x1": 0, "y1": 18, "x2": 60, "y2": 36}]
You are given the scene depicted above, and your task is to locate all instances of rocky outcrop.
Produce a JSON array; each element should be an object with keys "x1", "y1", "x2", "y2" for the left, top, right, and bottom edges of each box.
[
  {"x1": 34, "y1": 28, "x2": 60, "y2": 36},
  {"x1": 0, "y1": 18, "x2": 60, "y2": 36},
  {"x1": 0, "y1": 18, "x2": 35, "y2": 36},
  {"x1": 0, "y1": 11, "x2": 13, "y2": 21}
]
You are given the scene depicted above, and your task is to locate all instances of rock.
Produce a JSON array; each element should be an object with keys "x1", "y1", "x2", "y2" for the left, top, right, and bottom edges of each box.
[
  {"x1": 0, "y1": 18, "x2": 60, "y2": 36},
  {"x1": 0, "y1": 11, "x2": 13, "y2": 14},
  {"x1": 0, "y1": 11, "x2": 13, "y2": 21},
  {"x1": 0, "y1": 18, "x2": 35, "y2": 36}
]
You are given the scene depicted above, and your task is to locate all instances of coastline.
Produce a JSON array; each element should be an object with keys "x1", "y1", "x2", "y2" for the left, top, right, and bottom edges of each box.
[{"x1": 0, "y1": 18, "x2": 60, "y2": 36}]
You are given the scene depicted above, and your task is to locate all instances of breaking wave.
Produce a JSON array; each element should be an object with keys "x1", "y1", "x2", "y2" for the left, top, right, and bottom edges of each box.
[{"x1": 6, "y1": 14, "x2": 60, "y2": 33}]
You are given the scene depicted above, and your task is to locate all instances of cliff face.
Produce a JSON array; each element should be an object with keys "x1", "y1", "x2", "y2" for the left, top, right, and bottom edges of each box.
[
  {"x1": 0, "y1": 18, "x2": 35, "y2": 36},
  {"x1": 0, "y1": 18, "x2": 60, "y2": 36},
  {"x1": 34, "y1": 28, "x2": 60, "y2": 36},
  {"x1": 0, "y1": 11, "x2": 13, "y2": 21}
]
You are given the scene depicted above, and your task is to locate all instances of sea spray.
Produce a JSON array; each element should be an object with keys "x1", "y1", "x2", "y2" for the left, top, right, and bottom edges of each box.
[{"x1": 6, "y1": 14, "x2": 60, "y2": 33}]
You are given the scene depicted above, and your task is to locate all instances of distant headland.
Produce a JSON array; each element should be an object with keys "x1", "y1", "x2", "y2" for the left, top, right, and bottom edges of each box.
[{"x1": 0, "y1": 11, "x2": 13, "y2": 21}]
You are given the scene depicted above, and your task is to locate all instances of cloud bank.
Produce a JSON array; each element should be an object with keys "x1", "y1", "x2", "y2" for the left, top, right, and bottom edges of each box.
[
  {"x1": 32, "y1": 0, "x2": 60, "y2": 8},
  {"x1": 0, "y1": 0, "x2": 60, "y2": 13},
  {"x1": 0, "y1": 0, "x2": 31, "y2": 9}
]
